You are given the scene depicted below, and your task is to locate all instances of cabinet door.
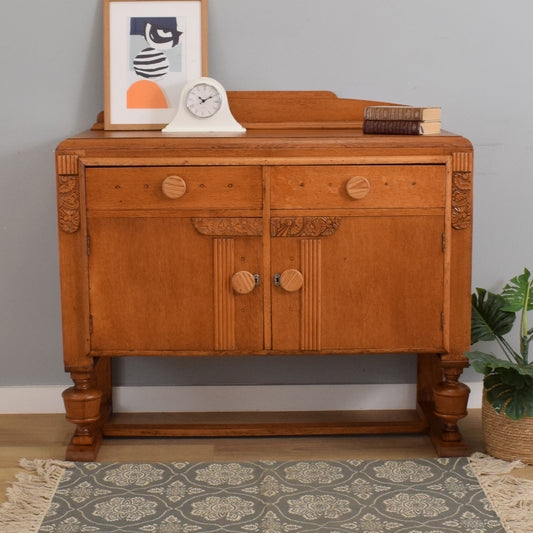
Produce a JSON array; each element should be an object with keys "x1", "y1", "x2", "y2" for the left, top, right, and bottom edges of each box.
[
  {"x1": 271, "y1": 214, "x2": 447, "y2": 353},
  {"x1": 86, "y1": 165, "x2": 263, "y2": 353},
  {"x1": 88, "y1": 217, "x2": 264, "y2": 353}
]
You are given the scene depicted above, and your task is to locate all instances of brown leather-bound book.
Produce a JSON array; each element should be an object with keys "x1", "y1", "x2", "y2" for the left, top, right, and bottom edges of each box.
[
  {"x1": 363, "y1": 120, "x2": 441, "y2": 135},
  {"x1": 364, "y1": 106, "x2": 441, "y2": 121}
]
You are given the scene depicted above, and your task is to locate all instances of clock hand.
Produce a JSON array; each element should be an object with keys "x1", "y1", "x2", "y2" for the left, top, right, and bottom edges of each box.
[
  {"x1": 198, "y1": 95, "x2": 214, "y2": 104},
  {"x1": 198, "y1": 94, "x2": 214, "y2": 104}
]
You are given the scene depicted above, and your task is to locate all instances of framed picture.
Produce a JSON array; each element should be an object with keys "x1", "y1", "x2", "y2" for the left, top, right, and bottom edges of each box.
[{"x1": 104, "y1": 0, "x2": 208, "y2": 130}]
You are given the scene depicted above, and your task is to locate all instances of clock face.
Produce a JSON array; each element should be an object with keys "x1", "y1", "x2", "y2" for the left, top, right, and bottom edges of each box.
[{"x1": 185, "y1": 82, "x2": 223, "y2": 118}]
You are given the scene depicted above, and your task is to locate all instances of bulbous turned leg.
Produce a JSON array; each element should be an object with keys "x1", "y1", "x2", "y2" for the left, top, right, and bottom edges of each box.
[
  {"x1": 63, "y1": 370, "x2": 103, "y2": 459},
  {"x1": 433, "y1": 360, "x2": 470, "y2": 450}
]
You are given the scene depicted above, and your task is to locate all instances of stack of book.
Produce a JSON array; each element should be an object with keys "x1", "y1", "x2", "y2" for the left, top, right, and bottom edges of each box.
[{"x1": 363, "y1": 106, "x2": 441, "y2": 135}]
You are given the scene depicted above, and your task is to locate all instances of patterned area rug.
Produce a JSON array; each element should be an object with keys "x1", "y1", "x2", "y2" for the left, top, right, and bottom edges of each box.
[{"x1": 1, "y1": 454, "x2": 532, "y2": 532}]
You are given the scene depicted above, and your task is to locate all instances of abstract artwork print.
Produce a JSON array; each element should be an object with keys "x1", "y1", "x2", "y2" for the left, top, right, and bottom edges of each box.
[
  {"x1": 127, "y1": 16, "x2": 184, "y2": 109},
  {"x1": 105, "y1": 0, "x2": 205, "y2": 129}
]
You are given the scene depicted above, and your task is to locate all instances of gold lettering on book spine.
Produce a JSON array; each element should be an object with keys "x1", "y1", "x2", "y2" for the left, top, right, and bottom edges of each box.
[
  {"x1": 271, "y1": 217, "x2": 341, "y2": 237},
  {"x1": 57, "y1": 155, "x2": 80, "y2": 233},
  {"x1": 451, "y1": 152, "x2": 473, "y2": 230}
]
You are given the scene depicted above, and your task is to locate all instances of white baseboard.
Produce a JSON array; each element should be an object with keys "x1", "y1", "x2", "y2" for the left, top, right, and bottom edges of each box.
[{"x1": 0, "y1": 382, "x2": 483, "y2": 414}]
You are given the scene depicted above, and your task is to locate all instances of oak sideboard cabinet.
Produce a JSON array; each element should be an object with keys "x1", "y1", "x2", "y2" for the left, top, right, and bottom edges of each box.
[{"x1": 55, "y1": 91, "x2": 473, "y2": 461}]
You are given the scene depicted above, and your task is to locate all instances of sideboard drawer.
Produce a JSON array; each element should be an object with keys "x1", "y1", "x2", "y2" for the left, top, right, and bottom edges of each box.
[
  {"x1": 271, "y1": 165, "x2": 446, "y2": 209},
  {"x1": 86, "y1": 166, "x2": 263, "y2": 211}
]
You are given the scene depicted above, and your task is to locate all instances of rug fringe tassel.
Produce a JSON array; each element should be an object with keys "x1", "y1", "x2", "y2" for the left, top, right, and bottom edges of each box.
[
  {"x1": 0, "y1": 459, "x2": 73, "y2": 533},
  {"x1": 469, "y1": 452, "x2": 533, "y2": 533}
]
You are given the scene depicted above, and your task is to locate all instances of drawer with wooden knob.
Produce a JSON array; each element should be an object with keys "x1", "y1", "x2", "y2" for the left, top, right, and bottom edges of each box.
[
  {"x1": 85, "y1": 166, "x2": 263, "y2": 212},
  {"x1": 271, "y1": 165, "x2": 446, "y2": 209}
]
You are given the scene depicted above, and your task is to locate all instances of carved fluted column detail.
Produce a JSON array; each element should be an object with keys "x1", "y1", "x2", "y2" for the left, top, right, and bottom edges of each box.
[
  {"x1": 300, "y1": 239, "x2": 322, "y2": 351},
  {"x1": 451, "y1": 152, "x2": 473, "y2": 230},
  {"x1": 214, "y1": 238, "x2": 236, "y2": 350},
  {"x1": 57, "y1": 155, "x2": 81, "y2": 233}
]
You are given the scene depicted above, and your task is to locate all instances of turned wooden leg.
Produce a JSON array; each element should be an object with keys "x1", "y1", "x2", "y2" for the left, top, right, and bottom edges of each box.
[
  {"x1": 63, "y1": 369, "x2": 103, "y2": 461},
  {"x1": 432, "y1": 359, "x2": 470, "y2": 455}
]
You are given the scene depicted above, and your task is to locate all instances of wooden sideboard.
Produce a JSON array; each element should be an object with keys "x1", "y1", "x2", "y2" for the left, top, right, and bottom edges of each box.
[{"x1": 55, "y1": 91, "x2": 473, "y2": 461}]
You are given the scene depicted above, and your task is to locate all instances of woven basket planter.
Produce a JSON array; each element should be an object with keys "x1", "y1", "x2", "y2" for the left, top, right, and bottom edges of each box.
[{"x1": 482, "y1": 394, "x2": 533, "y2": 464}]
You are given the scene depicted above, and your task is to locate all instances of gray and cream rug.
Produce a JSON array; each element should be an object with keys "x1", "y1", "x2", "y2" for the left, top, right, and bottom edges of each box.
[{"x1": 1, "y1": 454, "x2": 532, "y2": 532}]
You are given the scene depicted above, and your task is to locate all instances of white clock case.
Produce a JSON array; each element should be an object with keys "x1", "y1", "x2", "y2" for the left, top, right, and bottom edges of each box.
[{"x1": 163, "y1": 77, "x2": 246, "y2": 133}]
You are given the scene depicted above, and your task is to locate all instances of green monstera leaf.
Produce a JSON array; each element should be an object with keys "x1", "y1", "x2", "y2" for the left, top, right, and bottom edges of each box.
[
  {"x1": 471, "y1": 288, "x2": 515, "y2": 345},
  {"x1": 467, "y1": 351, "x2": 520, "y2": 375},
  {"x1": 484, "y1": 368, "x2": 533, "y2": 420},
  {"x1": 501, "y1": 268, "x2": 533, "y2": 313},
  {"x1": 501, "y1": 268, "x2": 533, "y2": 359},
  {"x1": 466, "y1": 351, "x2": 533, "y2": 375},
  {"x1": 468, "y1": 271, "x2": 533, "y2": 419}
]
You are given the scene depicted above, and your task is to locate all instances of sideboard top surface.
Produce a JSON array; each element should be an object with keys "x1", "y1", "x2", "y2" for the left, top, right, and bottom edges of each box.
[{"x1": 57, "y1": 91, "x2": 472, "y2": 157}]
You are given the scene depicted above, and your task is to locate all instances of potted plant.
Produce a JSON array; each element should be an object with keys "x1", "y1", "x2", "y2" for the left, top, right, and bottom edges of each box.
[{"x1": 464, "y1": 268, "x2": 533, "y2": 463}]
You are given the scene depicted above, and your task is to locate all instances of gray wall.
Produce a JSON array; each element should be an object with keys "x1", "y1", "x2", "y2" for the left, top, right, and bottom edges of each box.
[{"x1": 1, "y1": 0, "x2": 532, "y2": 388}]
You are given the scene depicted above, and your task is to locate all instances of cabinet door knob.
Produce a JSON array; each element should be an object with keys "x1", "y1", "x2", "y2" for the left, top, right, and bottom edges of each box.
[
  {"x1": 231, "y1": 271, "x2": 258, "y2": 294},
  {"x1": 346, "y1": 176, "x2": 370, "y2": 199},
  {"x1": 278, "y1": 269, "x2": 304, "y2": 292},
  {"x1": 162, "y1": 175, "x2": 187, "y2": 199}
]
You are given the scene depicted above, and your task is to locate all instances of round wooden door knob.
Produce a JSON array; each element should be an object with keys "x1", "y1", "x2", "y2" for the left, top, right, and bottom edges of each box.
[
  {"x1": 162, "y1": 175, "x2": 187, "y2": 199},
  {"x1": 231, "y1": 271, "x2": 257, "y2": 294},
  {"x1": 279, "y1": 269, "x2": 304, "y2": 292},
  {"x1": 346, "y1": 176, "x2": 370, "y2": 199}
]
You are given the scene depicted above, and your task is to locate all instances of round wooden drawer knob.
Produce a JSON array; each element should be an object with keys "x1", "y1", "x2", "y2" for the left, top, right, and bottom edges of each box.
[
  {"x1": 162, "y1": 175, "x2": 187, "y2": 199},
  {"x1": 346, "y1": 176, "x2": 370, "y2": 199},
  {"x1": 279, "y1": 269, "x2": 304, "y2": 292},
  {"x1": 231, "y1": 271, "x2": 257, "y2": 294}
]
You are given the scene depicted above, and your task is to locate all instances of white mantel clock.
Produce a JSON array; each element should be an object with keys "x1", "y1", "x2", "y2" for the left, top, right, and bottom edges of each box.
[{"x1": 163, "y1": 77, "x2": 246, "y2": 133}]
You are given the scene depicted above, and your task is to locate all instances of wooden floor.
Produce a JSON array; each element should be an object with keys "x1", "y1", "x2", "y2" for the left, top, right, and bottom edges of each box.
[{"x1": 1, "y1": 409, "x2": 532, "y2": 505}]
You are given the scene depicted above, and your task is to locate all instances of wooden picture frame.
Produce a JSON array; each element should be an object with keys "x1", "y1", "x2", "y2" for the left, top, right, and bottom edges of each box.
[{"x1": 104, "y1": 0, "x2": 208, "y2": 130}]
